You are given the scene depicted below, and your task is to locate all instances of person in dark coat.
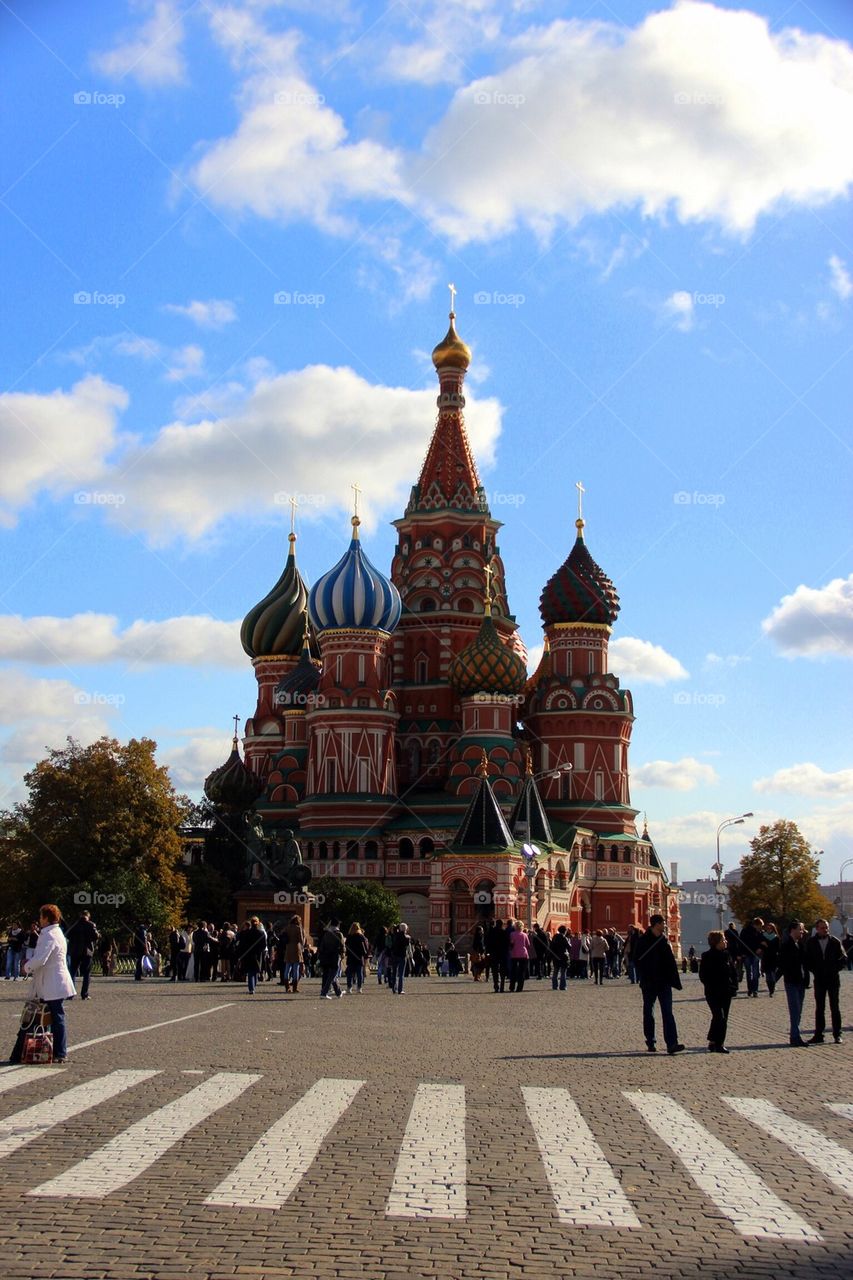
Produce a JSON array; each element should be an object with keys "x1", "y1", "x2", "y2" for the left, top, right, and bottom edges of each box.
[
  {"x1": 699, "y1": 930, "x2": 738, "y2": 1052},
  {"x1": 66, "y1": 911, "x2": 99, "y2": 1000},
  {"x1": 486, "y1": 919, "x2": 509, "y2": 993},
  {"x1": 634, "y1": 914, "x2": 685, "y2": 1054},
  {"x1": 237, "y1": 918, "x2": 266, "y2": 994},
  {"x1": 739, "y1": 918, "x2": 765, "y2": 998},
  {"x1": 760, "y1": 923, "x2": 781, "y2": 996},
  {"x1": 318, "y1": 918, "x2": 345, "y2": 999},
  {"x1": 132, "y1": 923, "x2": 150, "y2": 981},
  {"x1": 805, "y1": 919, "x2": 845, "y2": 1044},
  {"x1": 779, "y1": 921, "x2": 811, "y2": 1046},
  {"x1": 550, "y1": 925, "x2": 571, "y2": 990}
]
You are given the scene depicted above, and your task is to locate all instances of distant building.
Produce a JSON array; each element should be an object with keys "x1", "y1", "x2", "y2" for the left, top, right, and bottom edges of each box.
[{"x1": 678, "y1": 878, "x2": 730, "y2": 954}]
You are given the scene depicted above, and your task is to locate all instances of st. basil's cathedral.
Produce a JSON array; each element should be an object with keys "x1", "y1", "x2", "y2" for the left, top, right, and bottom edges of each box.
[{"x1": 208, "y1": 304, "x2": 680, "y2": 948}]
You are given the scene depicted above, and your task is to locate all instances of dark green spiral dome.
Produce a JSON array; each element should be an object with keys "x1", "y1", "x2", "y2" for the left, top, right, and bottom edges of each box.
[
  {"x1": 241, "y1": 533, "x2": 316, "y2": 659},
  {"x1": 203, "y1": 738, "x2": 265, "y2": 811},
  {"x1": 540, "y1": 521, "x2": 620, "y2": 627}
]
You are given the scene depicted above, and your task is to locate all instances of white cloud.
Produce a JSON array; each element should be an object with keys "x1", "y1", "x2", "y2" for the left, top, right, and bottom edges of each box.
[
  {"x1": 92, "y1": 0, "x2": 187, "y2": 87},
  {"x1": 634, "y1": 756, "x2": 719, "y2": 790},
  {"x1": 705, "y1": 652, "x2": 751, "y2": 668},
  {"x1": 0, "y1": 670, "x2": 116, "y2": 798},
  {"x1": 162, "y1": 728, "x2": 233, "y2": 791},
  {"x1": 754, "y1": 762, "x2": 853, "y2": 797},
  {"x1": 828, "y1": 254, "x2": 852, "y2": 301},
  {"x1": 163, "y1": 299, "x2": 237, "y2": 329},
  {"x1": 0, "y1": 614, "x2": 243, "y2": 668},
  {"x1": 762, "y1": 574, "x2": 853, "y2": 657},
  {"x1": 111, "y1": 363, "x2": 503, "y2": 542},
  {"x1": 0, "y1": 376, "x2": 126, "y2": 523},
  {"x1": 663, "y1": 290, "x2": 695, "y2": 332},
  {"x1": 165, "y1": 344, "x2": 205, "y2": 382},
  {"x1": 609, "y1": 637, "x2": 688, "y2": 683},
  {"x1": 413, "y1": 2, "x2": 853, "y2": 244}
]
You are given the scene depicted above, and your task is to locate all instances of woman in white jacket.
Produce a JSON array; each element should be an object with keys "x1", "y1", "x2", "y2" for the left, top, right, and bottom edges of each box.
[{"x1": 24, "y1": 904, "x2": 75, "y2": 1062}]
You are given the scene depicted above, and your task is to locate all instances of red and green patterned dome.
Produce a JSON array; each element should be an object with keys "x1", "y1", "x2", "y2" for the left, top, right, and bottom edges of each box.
[
  {"x1": 449, "y1": 613, "x2": 527, "y2": 697},
  {"x1": 540, "y1": 521, "x2": 620, "y2": 628}
]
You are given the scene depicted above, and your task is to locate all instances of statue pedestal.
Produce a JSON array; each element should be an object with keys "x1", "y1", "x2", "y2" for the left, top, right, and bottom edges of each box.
[{"x1": 234, "y1": 886, "x2": 314, "y2": 938}]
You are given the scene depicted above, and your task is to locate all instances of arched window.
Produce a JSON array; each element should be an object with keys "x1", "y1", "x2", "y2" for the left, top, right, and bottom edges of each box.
[
  {"x1": 346, "y1": 840, "x2": 359, "y2": 858},
  {"x1": 364, "y1": 839, "x2": 379, "y2": 859},
  {"x1": 332, "y1": 841, "x2": 341, "y2": 859},
  {"x1": 623, "y1": 847, "x2": 632, "y2": 863},
  {"x1": 610, "y1": 844, "x2": 619, "y2": 862},
  {"x1": 421, "y1": 598, "x2": 437, "y2": 612},
  {"x1": 596, "y1": 845, "x2": 604, "y2": 861},
  {"x1": 428, "y1": 741, "x2": 440, "y2": 766},
  {"x1": 408, "y1": 742, "x2": 421, "y2": 781},
  {"x1": 416, "y1": 657, "x2": 428, "y2": 684},
  {"x1": 399, "y1": 837, "x2": 415, "y2": 859},
  {"x1": 306, "y1": 841, "x2": 314, "y2": 858},
  {"x1": 457, "y1": 596, "x2": 474, "y2": 613},
  {"x1": 318, "y1": 841, "x2": 328, "y2": 859},
  {"x1": 419, "y1": 837, "x2": 435, "y2": 858},
  {"x1": 555, "y1": 861, "x2": 568, "y2": 890}
]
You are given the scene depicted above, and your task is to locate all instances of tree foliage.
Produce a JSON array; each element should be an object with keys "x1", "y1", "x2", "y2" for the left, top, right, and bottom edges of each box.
[
  {"x1": 309, "y1": 877, "x2": 400, "y2": 940},
  {"x1": 727, "y1": 819, "x2": 835, "y2": 927},
  {"x1": 0, "y1": 736, "x2": 189, "y2": 939}
]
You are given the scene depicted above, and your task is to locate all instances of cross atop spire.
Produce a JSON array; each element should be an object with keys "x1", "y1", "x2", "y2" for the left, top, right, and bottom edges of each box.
[
  {"x1": 448, "y1": 282, "x2": 457, "y2": 315},
  {"x1": 289, "y1": 495, "x2": 298, "y2": 536},
  {"x1": 483, "y1": 560, "x2": 493, "y2": 613},
  {"x1": 351, "y1": 482, "x2": 361, "y2": 538},
  {"x1": 575, "y1": 479, "x2": 586, "y2": 536},
  {"x1": 232, "y1": 713, "x2": 241, "y2": 747}
]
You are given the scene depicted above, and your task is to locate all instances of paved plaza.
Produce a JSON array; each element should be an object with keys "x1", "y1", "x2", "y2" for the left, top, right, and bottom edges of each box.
[{"x1": 0, "y1": 973, "x2": 851, "y2": 1280}]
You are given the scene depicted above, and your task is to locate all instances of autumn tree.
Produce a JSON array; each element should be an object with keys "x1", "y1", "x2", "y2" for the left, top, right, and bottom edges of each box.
[
  {"x1": 727, "y1": 819, "x2": 834, "y2": 927},
  {"x1": 308, "y1": 877, "x2": 400, "y2": 940},
  {"x1": 0, "y1": 736, "x2": 189, "y2": 939}
]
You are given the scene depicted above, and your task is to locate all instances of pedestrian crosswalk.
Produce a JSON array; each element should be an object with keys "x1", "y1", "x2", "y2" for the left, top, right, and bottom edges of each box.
[{"x1": 0, "y1": 1067, "x2": 848, "y2": 1241}]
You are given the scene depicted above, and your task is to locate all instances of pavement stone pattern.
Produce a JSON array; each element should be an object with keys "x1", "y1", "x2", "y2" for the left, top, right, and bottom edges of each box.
[{"x1": 0, "y1": 971, "x2": 851, "y2": 1280}]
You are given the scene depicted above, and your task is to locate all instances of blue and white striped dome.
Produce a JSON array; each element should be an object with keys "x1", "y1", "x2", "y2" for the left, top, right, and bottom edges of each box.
[{"x1": 309, "y1": 520, "x2": 402, "y2": 633}]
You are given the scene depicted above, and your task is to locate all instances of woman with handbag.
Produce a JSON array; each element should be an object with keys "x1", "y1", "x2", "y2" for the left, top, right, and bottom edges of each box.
[{"x1": 21, "y1": 904, "x2": 75, "y2": 1063}]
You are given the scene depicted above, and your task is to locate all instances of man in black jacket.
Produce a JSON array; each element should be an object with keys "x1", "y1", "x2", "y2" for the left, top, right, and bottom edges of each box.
[
  {"x1": 486, "y1": 919, "x2": 509, "y2": 993},
  {"x1": 67, "y1": 910, "x2": 100, "y2": 999},
  {"x1": 634, "y1": 915, "x2": 685, "y2": 1054},
  {"x1": 779, "y1": 921, "x2": 811, "y2": 1046},
  {"x1": 739, "y1": 918, "x2": 765, "y2": 998},
  {"x1": 550, "y1": 925, "x2": 571, "y2": 991},
  {"x1": 805, "y1": 919, "x2": 845, "y2": 1044}
]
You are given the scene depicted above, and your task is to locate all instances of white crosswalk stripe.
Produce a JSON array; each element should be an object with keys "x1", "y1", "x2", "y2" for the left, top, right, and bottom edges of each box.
[
  {"x1": 826, "y1": 1103, "x2": 853, "y2": 1121},
  {"x1": 625, "y1": 1090, "x2": 821, "y2": 1241},
  {"x1": 29, "y1": 1072, "x2": 261, "y2": 1199},
  {"x1": 204, "y1": 1078, "x2": 365, "y2": 1209},
  {"x1": 386, "y1": 1083, "x2": 466, "y2": 1219},
  {"x1": 0, "y1": 1070, "x2": 157, "y2": 1160},
  {"x1": 523, "y1": 1087, "x2": 641, "y2": 1228},
  {"x1": 0, "y1": 1067, "x2": 57, "y2": 1095},
  {"x1": 725, "y1": 1097, "x2": 853, "y2": 1201}
]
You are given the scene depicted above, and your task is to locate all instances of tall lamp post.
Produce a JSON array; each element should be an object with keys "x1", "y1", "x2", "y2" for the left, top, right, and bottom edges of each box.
[
  {"x1": 712, "y1": 812, "x2": 754, "y2": 932},
  {"x1": 519, "y1": 765, "x2": 572, "y2": 930},
  {"x1": 839, "y1": 858, "x2": 853, "y2": 932}
]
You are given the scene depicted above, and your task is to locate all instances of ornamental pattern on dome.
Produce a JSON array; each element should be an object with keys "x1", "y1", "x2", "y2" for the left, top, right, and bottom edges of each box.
[
  {"x1": 274, "y1": 646, "x2": 321, "y2": 709},
  {"x1": 449, "y1": 614, "x2": 527, "y2": 697},
  {"x1": 309, "y1": 520, "x2": 402, "y2": 633},
  {"x1": 540, "y1": 523, "x2": 620, "y2": 628},
  {"x1": 241, "y1": 534, "x2": 315, "y2": 659},
  {"x1": 204, "y1": 739, "x2": 265, "y2": 811}
]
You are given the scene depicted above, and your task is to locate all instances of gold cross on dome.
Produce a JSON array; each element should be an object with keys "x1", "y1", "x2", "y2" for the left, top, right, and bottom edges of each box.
[
  {"x1": 448, "y1": 282, "x2": 457, "y2": 314},
  {"x1": 289, "y1": 496, "x2": 298, "y2": 535},
  {"x1": 483, "y1": 560, "x2": 493, "y2": 607},
  {"x1": 232, "y1": 713, "x2": 241, "y2": 744},
  {"x1": 576, "y1": 480, "x2": 585, "y2": 521},
  {"x1": 351, "y1": 482, "x2": 361, "y2": 519}
]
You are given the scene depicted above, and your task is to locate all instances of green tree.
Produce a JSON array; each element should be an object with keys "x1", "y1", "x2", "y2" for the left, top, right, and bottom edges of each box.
[
  {"x1": 0, "y1": 736, "x2": 189, "y2": 937},
  {"x1": 309, "y1": 877, "x2": 400, "y2": 939},
  {"x1": 727, "y1": 819, "x2": 835, "y2": 927}
]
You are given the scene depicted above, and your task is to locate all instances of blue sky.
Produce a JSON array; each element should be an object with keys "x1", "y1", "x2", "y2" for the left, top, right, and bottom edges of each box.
[{"x1": 1, "y1": 0, "x2": 851, "y2": 884}]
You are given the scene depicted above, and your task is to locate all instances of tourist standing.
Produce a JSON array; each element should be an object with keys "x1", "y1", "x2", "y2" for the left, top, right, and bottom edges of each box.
[
  {"x1": 22, "y1": 905, "x2": 75, "y2": 1063},
  {"x1": 318, "y1": 918, "x2": 345, "y2": 999},
  {"x1": 589, "y1": 931, "x2": 608, "y2": 985},
  {"x1": 805, "y1": 919, "x2": 845, "y2": 1044},
  {"x1": 345, "y1": 922, "x2": 370, "y2": 993},
  {"x1": 284, "y1": 914, "x2": 305, "y2": 992},
  {"x1": 486, "y1": 918, "x2": 508, "y2": 993},
  {"x1": 389, "y1": 923, "x2": 411, "y2": 995},
  {"x1": 699, "y1": 930, "x2": 738, "y2": 1053},
  {"x1": 634, "y1": 914, "x2": 685, "y2": 1054},
  {"x1": 238, "y1": 917, "x2": 266, "y2": 995},
  {"x1": 66, "y1": 910, "x2": 99, "y2": 1001},
  {"x1": 739, "y1": 917, "x2": 765, "y2": 998},
  {"x1": 550, "y1": 925, "x2": 570, "y2": 990},
  {"x1": 779, "y1": 921, "x2": 810, "y2": 1047},
  {"x1": 168, "y1": 926, "x2": 184, "y2": 983},
  {"x1": 761, "y1": 922, "x2": 781, "y2": 996},
  {"x1": 508, "y1": 921, "x2": 531, "y2": 992},
  {"x1": 4, "y1": 924, "x2": 24, "y2": 980}
]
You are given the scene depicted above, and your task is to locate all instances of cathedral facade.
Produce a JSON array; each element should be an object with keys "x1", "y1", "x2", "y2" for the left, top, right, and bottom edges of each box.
[{"x1": 231, "y1": 309, "x2": 680, "y2": 948}]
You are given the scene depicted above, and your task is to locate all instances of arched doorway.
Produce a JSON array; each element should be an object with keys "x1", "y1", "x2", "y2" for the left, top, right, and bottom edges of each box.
[{"x1": 448, "y1": 879, "x2": 473, "y2": 945}]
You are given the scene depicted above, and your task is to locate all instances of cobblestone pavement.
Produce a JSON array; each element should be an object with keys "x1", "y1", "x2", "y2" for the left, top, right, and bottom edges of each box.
[{"x1": 0, "y1": 972, "x2": 851, "y2": 1280}]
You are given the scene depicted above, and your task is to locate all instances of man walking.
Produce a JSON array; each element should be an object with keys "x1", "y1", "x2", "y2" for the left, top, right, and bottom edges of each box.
[
  {"x1": 4, "y1": 923, "x2": 24, "y2": 980},
  {"x1": 779, "y1": 921, "x2": 811, "y2": 1047},
  {"x1": 550, "y1": 925, "x2": 570, "y2": 990},
  {"x1": 739, "y1": 917, "x2": 765, "y2": 998},
  {"x1": 634, "y1": 914, "x2": 685, "y2": 1054},
  {"x1": 486, "y1": 918, "x2": 508, "y2": 993},
  {"x1": 389, "y1": 923, "x2": 411, "y2": 995},
  {"x1": 66, "y1": 910, "x2": 100, "y2": 1000},
  {"x1": 318, "y1": 917, "x2": 345, "y2": 999},
  {"x1": 806, "y1": 919, "x2": 845, "y2": 1045}
]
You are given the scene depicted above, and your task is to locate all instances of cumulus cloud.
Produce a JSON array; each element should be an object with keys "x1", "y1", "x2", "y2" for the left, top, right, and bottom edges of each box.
[
  {"x1": 705, "y1": 652, "x2": 751, "y2": 668},
  {"x1": 0, "y1": 376, "x2": 126, "y2": 524},
  {"x1": 609, "y1": 637, "x2": 688, "y2": 683},
  {"x1": 413, "y1": 2, "x2": 853, "y2": 243},
  {"x1": 112, "y1": 363, "x2": 502, "y2": 542},
  {"x1": 762, "y1": 574, "x2": 853, "y2": 657},
  {"x1": 92, "y1": 0, "x2": 187, "y2": 87},
  {"x1": 0, "y1": 670, "x2": 117, "y2": 796},
  {"x1": 634, "y1": 756, "x2": 719, "y2": 790},
  {"x1": 828, "y1": 254, "x2": 852, "y2": 301},
  {"x1": 663, "y1": 290, "x2": 695, "y2": 332},
  {"x1": 0, "y1": 614, "x2": 243, "y2": 668},
  {"x1": 754, "y1": 762, "x2": 853, "y2": 797},
  {"x1": 165, "y1": 344, "x2": 205, "y2": 382},
  {"x1": 162, "y1": 728, "x2": 232, "y2": 791},
  {"x1": 163, "y1": 299, "x2": 237, "y2": 329}
]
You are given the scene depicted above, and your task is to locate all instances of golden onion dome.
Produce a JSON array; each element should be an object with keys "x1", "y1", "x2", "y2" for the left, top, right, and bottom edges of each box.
[{"x1": 432, "y1": 312, "x2": 471, "y2": 371}]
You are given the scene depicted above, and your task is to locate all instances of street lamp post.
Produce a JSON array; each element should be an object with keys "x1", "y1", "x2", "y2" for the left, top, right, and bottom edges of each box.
[
  {"x1": 519, "y1": 764, "x2": 572, "y2": 930},
  {"x1": 713, "y1": 812, "x2": 754, "y2": 932},
  {"x1": 839, "y1": 858, "x2": 853, "y2": 932}
]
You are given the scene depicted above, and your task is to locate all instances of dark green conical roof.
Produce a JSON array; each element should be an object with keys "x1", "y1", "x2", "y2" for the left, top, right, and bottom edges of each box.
[
  {"x1": 509, "y1": 771, "x2": 553, "y2": 844},
  {"x1": 453, "y1": 760, "x2": 514, "y2": 850},
  {"x1": 241, "y1": 533, "x2": 317, "y2": 659}
]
